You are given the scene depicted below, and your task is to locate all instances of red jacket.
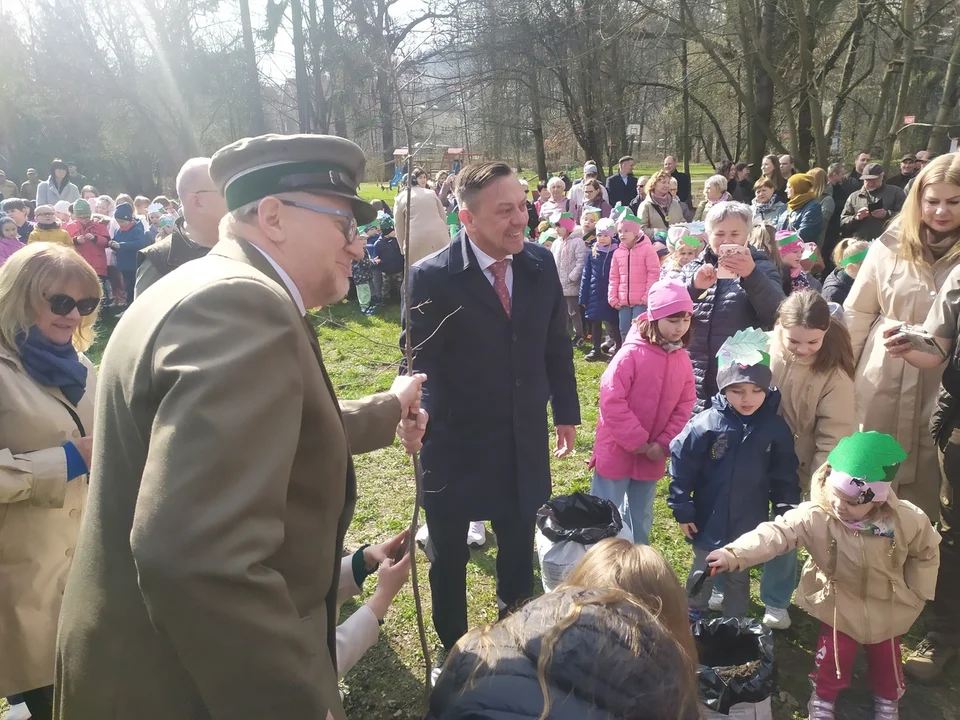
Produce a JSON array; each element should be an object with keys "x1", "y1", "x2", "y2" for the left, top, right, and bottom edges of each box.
[{"x1": 65, "y1": 217, "x2": 111, "y2": 277}]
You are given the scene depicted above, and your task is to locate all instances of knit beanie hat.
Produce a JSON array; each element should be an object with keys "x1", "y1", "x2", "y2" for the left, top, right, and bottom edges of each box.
[
  {"x1": 379, "y1": 215, "x2": 395, "y2": 234},
  {"x1": 550, "y1": 211, "x2": 576, "y2": 233},
  {"x1": 73, "y1": 198, "x2": 92, "y2": 218},
  {"x1": 776, "y1": 230, "x2": 803, "y2": 257},
  {"x1": 827, "y1": 432, "x2": 906, "y2": 504},
  {"x1": 787, "y1": 173, "x2": 814, "y2": 196},
  {"x1": 645, "y1": 279, "x2": 693, "y2": 321},
  {"x1": 55, "y1": 200, "x2": 71, "y2": 215},
  {"x1": 612, "y1": 204, "x2": 642, "y2": 235},
  {"x1": 596, "y1": 218, "x2": 617, "y2": 237},
  {"x1": 715, "y1": 328, "x2": 773, "y2": 393},
  {"x1": 114, "y1": 202, "x2": 134, "y2": 222}
]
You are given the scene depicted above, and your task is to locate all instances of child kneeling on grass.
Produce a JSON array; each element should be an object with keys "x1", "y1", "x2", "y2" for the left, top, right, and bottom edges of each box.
[
  {"x1": 668, "y1": 329, "x2": 800, "y2": 620},
  {"x1": 706, "y1": 432, "x2": 940, "y2": 720},
  {"x1": 590, "y1": 280, "x2": 696, "y2": 544}
]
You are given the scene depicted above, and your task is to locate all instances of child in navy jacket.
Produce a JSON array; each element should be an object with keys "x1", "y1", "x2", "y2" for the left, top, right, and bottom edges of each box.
[{"x1": 668, "y1": 329, "x2": 800, "y2": 620}]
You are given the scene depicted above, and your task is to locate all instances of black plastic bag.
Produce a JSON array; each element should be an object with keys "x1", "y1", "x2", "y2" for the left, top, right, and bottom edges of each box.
[
  {"x1": 535, "y1": 492, "x2": 623, "y2": 545},
  {"x1": 693, "y1": 617, "x2": 776, "y2": 714}
]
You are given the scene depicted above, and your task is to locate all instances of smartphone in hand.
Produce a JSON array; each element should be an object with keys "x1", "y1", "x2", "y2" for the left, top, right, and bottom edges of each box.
[{"x1": 717, "y1": 243, "x2": 747, "y2": 279}]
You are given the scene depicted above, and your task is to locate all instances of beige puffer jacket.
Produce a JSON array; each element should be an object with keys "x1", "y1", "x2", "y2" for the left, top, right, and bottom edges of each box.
[{"x1": 723, "y1": 464, "x2": 940, "y2": 645}]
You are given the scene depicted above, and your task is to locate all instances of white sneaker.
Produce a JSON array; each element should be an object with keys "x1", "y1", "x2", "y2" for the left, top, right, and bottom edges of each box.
[
  {"x1": 708, "y1": 589, "x2": 724, "y2": 612},
  {"x1": 415, "y1": 522, "x2": 430, "y2": 547},
  {"x1": 467, "y1": 521, "x2": 486, "y2": 547},
  {"x1": 762, "y1": 605, "x2": 792, "y2": 630},
  {"x1": 4, "y1": 703, "x2": 32, "y2": 720}
]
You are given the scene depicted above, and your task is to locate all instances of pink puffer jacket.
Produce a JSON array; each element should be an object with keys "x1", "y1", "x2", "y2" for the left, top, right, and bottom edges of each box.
[
  {"x1": 590, "y1": 329, "x2": 696, "y2": 481},
  {"x1": 0, "y1": 237, "x2": 23, "y2": 267},
  {"x1": 607, "y1": 238, "x2": 660, "y2": 308}
]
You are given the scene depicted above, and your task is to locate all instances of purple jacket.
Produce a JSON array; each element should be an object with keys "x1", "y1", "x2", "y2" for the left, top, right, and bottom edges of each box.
[
  {"x1": 590, "y1": 329, "x2": 696, "y2": 481},
  {"x1": 0, "y1": 237, "x2": 23, "y2": 267}
]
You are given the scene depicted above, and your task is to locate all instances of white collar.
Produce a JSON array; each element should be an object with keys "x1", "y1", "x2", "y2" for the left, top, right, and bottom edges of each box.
[
  {"x1": 469, "y1": 238, "x2": 512, "y2": 272},
  {"x1": 251, "y1": 244, "x2": 306, "y2": 316}
]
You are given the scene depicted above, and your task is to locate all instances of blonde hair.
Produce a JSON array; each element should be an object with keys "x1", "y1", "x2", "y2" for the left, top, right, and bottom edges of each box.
[
  {"x1": 0, "y1": 243, "x2": 102, "y2": 353},
  {"x1": 645, "y1": 169, "x2": 673, "y2": 195},
  {"x1": 116, "y1": 193, "x2": 134, "y2": 207},
  {"x1": 809, "y1": 167, "x2": 827, "y2": 198},
  {"x1": 562, "y1": 538, "x2": 698, "y2": 665},
  {"x1": 891, "y1": 153, "x2": 960, "y2": 265},
  {"x1": 704, "y1": 174, "x2": 728, "y2": 197},
  {"x1": 832, "y1": 237, "x2": 870, "y2": 270},
  {"x1": 749, "y1": 223, "x2": 782, "y2": 275}
]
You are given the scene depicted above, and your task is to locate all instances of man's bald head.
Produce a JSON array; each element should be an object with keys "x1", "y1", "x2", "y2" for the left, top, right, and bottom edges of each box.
[{"x1": 176, "y1": 157, "x2": 227, "y2": 247}]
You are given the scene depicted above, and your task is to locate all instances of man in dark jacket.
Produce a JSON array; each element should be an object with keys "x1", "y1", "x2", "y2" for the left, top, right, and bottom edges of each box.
[
  {"x1": 822, "y1": 163, "x2": 849, "y2": 270},
  {"x1": 842, "y1": 151, "x2": 871, "y2": 196},
  {"x1": 888, "y1": 154, "x2": 919, "y2": 190},
  {"x1": 605, "y1": 156, "x2": 638, "y2": 209},
  {"x1": 401, "y1": 162, "x2": 580, "y2": 661},
  {"x1": 840, "y1": 163, "x2": 906, "y2": 241},
  {"x1": 66, "y1": 162, "x2": 88, "y2": 189},
  {"x1": 664, "y1": 154, "x2": 692, "y2": 207},
  {"x1": 136, "y1": 158, "x2": 227, "y2": 298}
]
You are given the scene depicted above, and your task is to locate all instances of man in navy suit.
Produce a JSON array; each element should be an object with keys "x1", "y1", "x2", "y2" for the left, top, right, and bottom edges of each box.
[
  {"x1": 401, "y1": 162, "x2": 580, "y2": 662},
  {"x1": 605, "y1": 155, "x2": 638, "y2": 209}
]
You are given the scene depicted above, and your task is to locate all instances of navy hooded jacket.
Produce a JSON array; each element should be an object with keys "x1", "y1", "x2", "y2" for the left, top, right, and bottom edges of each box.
[
  {"x1": 667, "y1": 389, "x2": 800, "y2": 551},
  {"x1": 578, "y1": 244, "x2": 618, "y2": 323}
]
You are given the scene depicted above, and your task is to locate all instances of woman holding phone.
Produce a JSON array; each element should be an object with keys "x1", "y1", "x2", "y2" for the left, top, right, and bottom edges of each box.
[
  {"x1": 844, "y1": 153, "x2": 960, "y2": 518},
  {"x1": 679, "y1": 201, "x2": 786, "y2": 411}
]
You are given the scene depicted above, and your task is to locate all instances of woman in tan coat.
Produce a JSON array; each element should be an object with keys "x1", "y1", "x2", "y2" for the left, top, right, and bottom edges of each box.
[
  {"x1": 394, "y1": 167, "x2": 450, "y2": 265},
  {"x1": 637, "y1": 170, "x2": 685, "y2": 240},
  {"x1": 0, "y1": 243, "x2": 101, "y2": 720},
  {"x1": 844, "y1": 153, "x2": 960, "y2": 518}
]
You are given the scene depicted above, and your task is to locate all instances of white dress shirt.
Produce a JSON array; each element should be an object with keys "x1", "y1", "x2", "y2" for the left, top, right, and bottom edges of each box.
[
  {"x1": 251, "y1": 244, "x2": 306, "y2": 316},
  {"x1": 469, "y1": 238, "x2": 513, "y2": 298}
]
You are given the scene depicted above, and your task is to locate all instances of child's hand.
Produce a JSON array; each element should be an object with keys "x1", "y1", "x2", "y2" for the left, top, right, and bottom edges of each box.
[
  {"x1": 84, "y1": 233, "x2": 95, "y2": 242},
  {"x1": 645, "y1": 443, "x2": 665, "y2": 461},
  {"x1": 705, "y1": 549, "x2": 733, "y2": 573},
  {"x1": 367, "y1": 553, "x2": 412, "y2": 621},
  {"x1": 373, "y1": 257, "x2": 381, "y2": 264},
  {"x1": 109, "y1": 241, "x2": 119, "y2": 249},
  {"x1": 363, "y1": 530, "x2": 408, "y2": 568},
  {"x1": 679, "y1": 522, "x2": 698, "y2": 540},
  {"x1": 634, "y1": 443, "x2": 650, "y2": 455}
]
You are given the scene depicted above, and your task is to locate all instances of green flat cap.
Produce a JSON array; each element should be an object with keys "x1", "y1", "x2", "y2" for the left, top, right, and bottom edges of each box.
[{"x1": 210, "y1": 133, "x2": 376, "y2": 224}]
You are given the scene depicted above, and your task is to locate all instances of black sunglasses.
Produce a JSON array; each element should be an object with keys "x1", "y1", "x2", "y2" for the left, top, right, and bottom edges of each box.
[{"x1": 49, "y1": 294, "x2": 100, "y2": 317}]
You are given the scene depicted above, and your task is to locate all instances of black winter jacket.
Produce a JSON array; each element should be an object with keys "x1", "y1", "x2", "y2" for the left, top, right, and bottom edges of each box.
[
  {"x1": 821, "y1": 268, "x2": 855, "y2": 305},
  {"x1": 679, "y1": 246, "x2": 786, "y2": 411},
  {"x1": 427, "y1": 588, "x2": 700, "y2": 720},
  {"x1": 933, "y1": 321, "x2": 960, "y2": 448}
]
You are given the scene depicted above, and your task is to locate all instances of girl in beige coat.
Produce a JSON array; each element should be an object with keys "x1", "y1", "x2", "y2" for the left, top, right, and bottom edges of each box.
[
  {"x1": 707, "y1": 432, "x2": 940, "y2": 720},
  {"x1": 844, "y1": 154, "x2": 960, "y2": 518},
  {"x1": 0, "y1": 243, "x2": 102, "y2": 719}
]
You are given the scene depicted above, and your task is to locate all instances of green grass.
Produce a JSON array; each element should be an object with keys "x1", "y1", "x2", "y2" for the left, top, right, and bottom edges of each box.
[{"x1": 67, "y1": 302, "x2": 960, "y2": 720}]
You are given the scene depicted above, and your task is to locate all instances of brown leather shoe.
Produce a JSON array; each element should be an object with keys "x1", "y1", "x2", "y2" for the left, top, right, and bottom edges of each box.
[{"x1": 904, "y1": 633, "x2": 958, "y2": 683}]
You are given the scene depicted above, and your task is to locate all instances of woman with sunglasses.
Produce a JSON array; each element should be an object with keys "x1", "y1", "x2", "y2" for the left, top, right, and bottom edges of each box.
[{"x1": 0, "y1": 242, "x2": 101, "y2": 720}]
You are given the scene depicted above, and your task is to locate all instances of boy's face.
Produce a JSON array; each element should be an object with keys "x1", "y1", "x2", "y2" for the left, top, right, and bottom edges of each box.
[
  {"x1": 829, "y1": 487, "x2": 878, "y2": 523},
  {"x1": 118, "y1": 219, "x2": 135, "y2": 231},
  {"x1": 148, "y1": 212, "x2": 161, "y2": 227},
  {"x1": 35, "y1": 208, "x2": 56, "y2": 224},
  {"x1": 723, "y1": 382, "x2": 766, "y2": 415},
  {"x1": 581, "y1": 215, "x2": 597, "y2": 232},
  {"x1": 8, "y1": 207, "x2": 28, "y2": 225}
]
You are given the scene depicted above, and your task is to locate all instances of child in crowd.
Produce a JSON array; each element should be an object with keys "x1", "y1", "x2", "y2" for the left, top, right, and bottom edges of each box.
[
  {"x1": 749, "y1": 222, "x2": 783, "y2": 276},
  {"x1": 608, "y1": 206, "x2": 660, "y2": 338},
  {"x1": 116, "y1": 193, "x2": 134, "y2": 210},
  {"x1": 156, "y1": 214, "x2": 176, "y2": 242},
  {"x1": 660, "y1": 229, "x2": 702, "y2": 280},
  {"x1": 27, "y1": 205, "x2": 72, "y2": 247},
  {"x1": 592, "y1": 280, "x2": 696, "y2": 543},
  {"x1": 706, "y1": 432, "x2": 940, "y2": 720},
  {"x1": 65, "y1": 198, "x2": 112, "y2": 300},
  {"x1": 777, "y1": 230, "x2": 822, "y2": 294},
  {"x1": 373, "y1": 215, "x2": 404, "y2": 302},
  {"x1": 110, "y1": 202, "x2": 147, "y2": 306},
  {"x1": 822, "y1": 238, "x2": 869, "y2": 305},
  {"x1": 1, "y1": 198, "x2": 34, "y2": 243},
  {"x1": 712, "y1": 291, "x2": 857, "y2": 628},
  {"x1": 562, "y1": 537, "x2": 698, "y2": 665},
  {"x1": 144, "y1": 203, "x2": 163, "y2": 244},
  {"x1": 550, "y1": 211, "x2": 587, "y2": 345},
  {"x1": 54, "y1": 200, "x2": 72, "y2": 224},
  {"x1": 352, "y1": 240, "x2": 376, "y2": 315},
  {"x1": 538, "y1": 227, "x2": 556, "y2": 249},
  {"x1": 668, "y1": 329, "x2": 800, "y2": 620},
  {"x1": 578, "y1": 218, "x2": 620, "y2": 361},
  {"x1": 134, "y1": 195, "x2": 150, "y2": 222},
  {"x1": 580, "y1": 206, "x2": 600, "y2": 248},
  {"x1": 694, "y1": 175, "x2": 731, "y2": 221},
  {"x1": 0, "y1": 217, "x2": 22, "y2": 266},
  {"x1": 362, "y1": 221, "x2": 383, "y2": 308}
]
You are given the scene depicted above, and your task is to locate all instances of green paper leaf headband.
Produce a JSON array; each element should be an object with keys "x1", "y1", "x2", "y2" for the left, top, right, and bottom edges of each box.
[
  {"x1": 827, "y1": 431, "x2": 907, "y2": 483},
  {"x1": 682, "y1": 235, "x2": 702, "y2": 248},
  {"x1": 841, "y1": 248, "x2": 869, "y2": 267},
  {"x1": 777, "y1": 231, "x2": 801, "y2": 247},
  {"x1": 716, "y1": 327, "x2": 771, "y2": 368},
  {"x1": 446, "y1": 211, "x2": 459, "y2": 225}
]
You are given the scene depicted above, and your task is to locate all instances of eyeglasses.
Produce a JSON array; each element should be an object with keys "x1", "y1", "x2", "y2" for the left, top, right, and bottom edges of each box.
[
  {"x1": 278, "y1": 199, "x2": 360, "y2": 245},
  {"x1": 49, "y1": 294, "x2": 100, "y2": 316}
]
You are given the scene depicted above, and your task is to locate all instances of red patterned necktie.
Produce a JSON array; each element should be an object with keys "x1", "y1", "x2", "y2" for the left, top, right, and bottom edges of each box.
[{"x1": 489, "y1": 259, "x2": 511, "y2": 318}]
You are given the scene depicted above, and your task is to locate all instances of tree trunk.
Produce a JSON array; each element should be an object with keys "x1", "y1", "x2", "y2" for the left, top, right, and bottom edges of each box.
[
  {"x1": 308, "y1": 0, "x2": 327, "y2": 133},
  {"x1": 882, "y1": 0, "x2": 915, "y2": 170},
  {"x1": 863, "y1": 57, "x2": 900, "y2": 152},
  {"x1": 928, "y1": 29, "x2": 960, "y2": 154},
  {"x1": 290, "y1": 0, "x2": 311, "y2": 133},
  {"x1": 681, "y1": 9, "x2": 691, "y2": 173},
  {"x1": 824, "y1": 19, "x2": 866, "y2": 140},
  {"x1": 378, "y1": 70, "x2": 394, "y2": 182},
  {"x1": 239, "y1": 0, "x2": 266, "y2": 134},
  {"x1": 793, "y1": 0, "x2": 828, "y2": 169},
  {"x1": 748, "y1": 0, "x2": 777, "y2": 172}
]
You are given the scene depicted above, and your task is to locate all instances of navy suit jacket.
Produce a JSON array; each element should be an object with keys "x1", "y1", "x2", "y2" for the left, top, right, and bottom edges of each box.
[{"x1": 400, "y1": 230, "x2": 580, "y2": 519}]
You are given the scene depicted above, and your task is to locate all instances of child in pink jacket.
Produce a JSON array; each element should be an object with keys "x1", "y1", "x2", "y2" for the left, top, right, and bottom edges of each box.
[
  {"x1": 590, "y1": 279, "x2": 696, "y2": 544},
  {"x1": 608, "y1": 206, "x2": 661, "y2": 337}
]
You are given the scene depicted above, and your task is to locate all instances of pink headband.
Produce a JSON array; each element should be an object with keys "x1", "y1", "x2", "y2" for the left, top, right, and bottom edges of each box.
[{"x1": 829, "y1": 470, "x2": 890, "y2": 504}]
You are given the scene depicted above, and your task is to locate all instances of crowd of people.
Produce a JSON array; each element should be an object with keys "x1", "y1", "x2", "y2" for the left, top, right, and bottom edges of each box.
[{"x1": 0, "y1": 137, "x2": 957, "y2": 720}]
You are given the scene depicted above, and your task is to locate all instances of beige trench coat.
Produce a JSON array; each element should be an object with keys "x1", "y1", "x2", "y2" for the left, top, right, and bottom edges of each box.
[
  {"x1": 844, "y1": 231, "x2": 960, "y2": 517},
  {"x1": 394, "y1": 186, "x2": 450, "y2": 265},
  {"x1": 0, "y1": 344, "x2": 96, "y2": 695},
  {"x1": 770, "y1": 327, "x2": 856, "y2": 491}
]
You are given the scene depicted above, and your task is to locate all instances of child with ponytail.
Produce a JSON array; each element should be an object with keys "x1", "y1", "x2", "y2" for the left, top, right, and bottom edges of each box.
[
  {"x1": 822, "y1": 238, "x2": 870, "y2": 305},
  {"x1": 590, "y1": 279, "x2": 696, "y2": 544}
]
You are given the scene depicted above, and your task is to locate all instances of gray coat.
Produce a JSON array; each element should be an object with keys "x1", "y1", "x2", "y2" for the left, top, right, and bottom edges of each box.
[{"x1": 680, "y1": 245, "x2": 786, "y2": 411}]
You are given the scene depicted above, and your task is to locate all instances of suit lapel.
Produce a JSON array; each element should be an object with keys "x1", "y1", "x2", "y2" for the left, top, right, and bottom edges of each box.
[{"x1": 511, "y1": 245, "x2": 543, "y2": 325}]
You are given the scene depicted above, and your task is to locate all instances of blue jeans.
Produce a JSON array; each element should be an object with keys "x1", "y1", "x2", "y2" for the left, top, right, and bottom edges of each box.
[
  {"x1": 618, "y1": 304, "x2": 646, "y2": 337},
  {"x1": 590, "y1": 472, "x2": 657, "y2": 545},
  {"x1": 761, "y1": 547, "x2": 799, "y2": 609}
]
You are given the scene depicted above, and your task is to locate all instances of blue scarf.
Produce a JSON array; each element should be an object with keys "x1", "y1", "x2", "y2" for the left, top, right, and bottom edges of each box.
[{"x1": 17, "y1": 326, "x2": 87, "y2": 406}]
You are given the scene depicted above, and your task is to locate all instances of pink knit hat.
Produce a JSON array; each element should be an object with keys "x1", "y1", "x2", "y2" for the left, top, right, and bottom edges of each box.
[
  {"x1": 775, "y1": 230, "x2": 804, "y2": 257},
  {"x1": 645, "y1": 279, "x2": 694, "y2": 321}
]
